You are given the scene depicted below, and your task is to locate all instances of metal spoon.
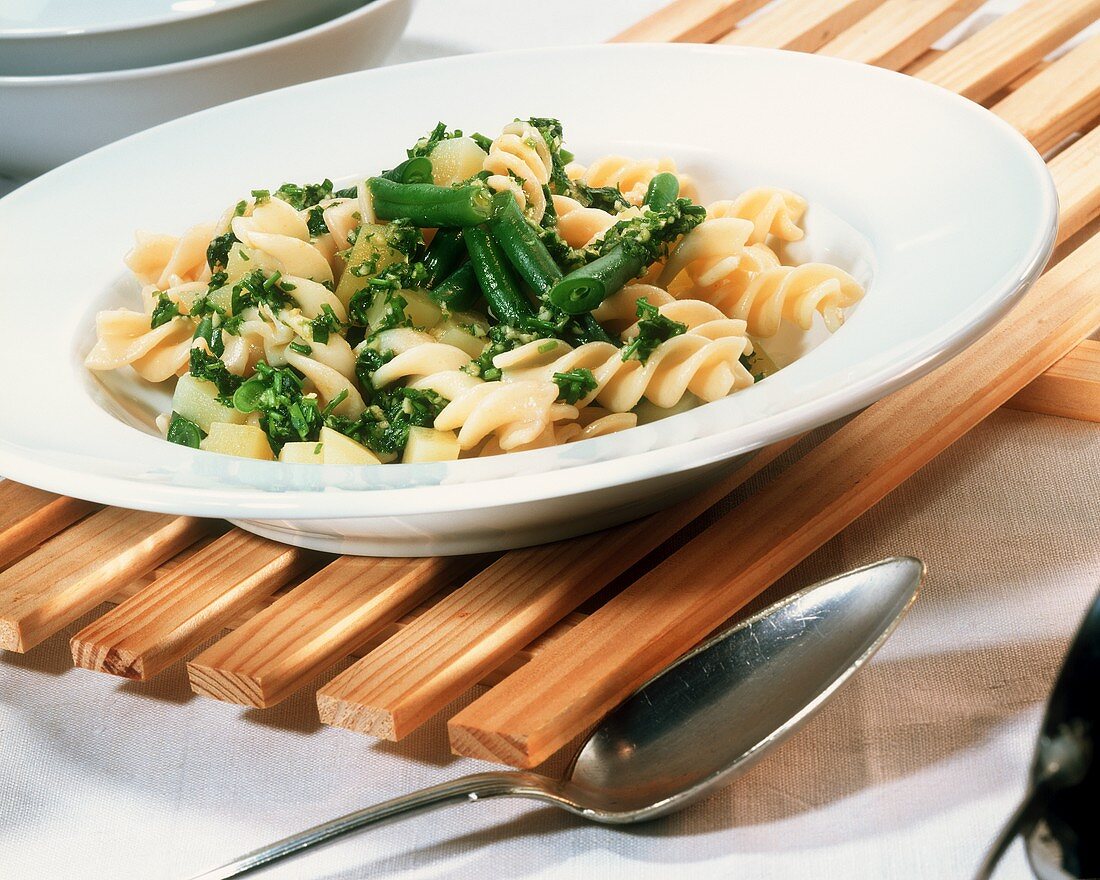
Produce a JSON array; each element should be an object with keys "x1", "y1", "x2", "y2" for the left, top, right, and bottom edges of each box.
[
  {"x1": 975, "y1": 587, "x2": 1099, "y2": 880},
  {"x1": 189, "y1": 556, "x2": 924, "y2": 880}
]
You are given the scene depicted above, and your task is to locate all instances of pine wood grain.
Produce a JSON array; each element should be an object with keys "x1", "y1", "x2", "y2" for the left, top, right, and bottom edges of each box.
[
  {"x1": 992, "y1": 33, "x2": 1100, "y2": 155},
  {"x1": 449, "y1": 229, "x2": 1100, "y2": 768},
  {"x1": 70, "y1": 531, "x2": 310, "y2": 680},
  {"x1": 1005, "y1": 339, "x2": 1100, "y2": 423},
  {"x1": 915, "y1": 0, "x2": 1100, "y2": 102},
  {"x1": 718, "y1": 0, "x2": 881, "y2": 51},
  {"x1": 610, "y1": 0, "x2": 770, "y2": 43},
  {"x1": 817, "y1": 0, "x2": 983, "y2": 69},
  {"x1": 0, "y1": 509, "x2": 208, "y2": 653},
  {"x1": 315, "y1": 436, "x2": 800, "y2": 740},
  {"x1": 1049, "y1": 126, "x2": 1100, "y2": 248},
  {"x1": 188, "y1": 556, "x2": 472, "y2": 707},
  {"x1": 0, "y1": 482, "x2": 98, "y2": 571}
]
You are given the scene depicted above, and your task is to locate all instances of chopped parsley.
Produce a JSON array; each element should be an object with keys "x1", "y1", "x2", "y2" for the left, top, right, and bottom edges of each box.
[
  {"x1": 328, "y1": 387, "x2": 449, "y2": 457},
  {"x1": 231, "y1": 362, "x2": 322, "y2": 451},
  {"x1": 288, "y1": 341, "x2": 313, "y2": 356},
  {"x1": 251, "y1": 189, "x2": 271, "y2": 204},
  {"x1": 189, "y1": 347, "x2": 242, "y2": 399},
  {"x1": 231, "y1": 269, "x2": 297, "y2": 315},
  {"x1": 621, "y1": 300, "x2": 687, "y2": 364},
  {"x1": 309, "y1": 304, "x2": 343, "y2": 344},
  {"x1": 274, "y1": 179, "x2": 334, "y2": 211},
  {"x1": 463, "y1": 324, "x2": 540, "y2": 381},
  {"x1": 553, "y1": 368, "x2": 598, "y2": 404},
  {"x1": 206, "y1": 231, "x2": 238, "y2": 270},
  {"x1": 354, "y1": 347, "x2": 393, "y2": 401},
  {"x1": 306, "y1": 205, "x2": 328, "y2": 238},
  {"x1": 149, "y1": 292, "x2": 180, "y2": 329}
]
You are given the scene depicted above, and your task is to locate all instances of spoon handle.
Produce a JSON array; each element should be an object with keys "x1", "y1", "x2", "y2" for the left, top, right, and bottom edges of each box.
[
  {"x1": 973, "y1": 787, "x2": 1041, "y2": 880},
  {"x1": 186, "y1": 771, "x2": 549, "y2": 880}
]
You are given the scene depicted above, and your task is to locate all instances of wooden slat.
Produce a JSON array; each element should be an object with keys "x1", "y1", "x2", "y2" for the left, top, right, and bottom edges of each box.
[
  {"x1": 817, "y1": 0, "x2": 984, "y2": 70},
  {"x1": 70, "y1": 531, "x2": 310, "y2": 680},
  {"x1": 0, "y1": 509, "x2": 208, "y2": 653},
  {"x1": 316, "y1": 436, "x2": 800, "y2": 740},
  {"x1": 1050, "y1": 126, "x2": 1100, "y2": 247},
  {"x1": 718, "y1": 0, "x2": 881, "y2": 52},
  {"x1": 187, "y1": 556, "x2": 470, "y2": 708},
  {"x1": 1006, "y1": 339, "x2": 1100, "y2": 422},
  {"x1": 610, "y1": 0, "x2": 769, "y2": 43},
  {"x1": 0, "y1": 482, "x2": 98, "y2": 570},
  {"x1": 449, "y1": 229, "x2": 1100, "y2": 768},
  {"x1": 992, "y1": 33, "x2": 1100, "y2": 155},
  {"x1": 916, "y1": 0, "x2": 1100, "y2": 102}
]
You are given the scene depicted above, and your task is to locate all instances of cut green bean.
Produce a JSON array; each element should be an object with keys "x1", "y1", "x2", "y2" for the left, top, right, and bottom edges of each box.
[
  {"x1": 488, "y1": 192, "x2": 563, "y2": 296},
  {"x1": 381, "y1": 156, "x2": 434, "y2": 185},
  {"x1": 430, "y1": 262, "x2": 481, "y2": 311},
  {"x1": 422, "y1": 228, "x2": 466, "y2": 287},
  {"x1": 369, "y1": 177, "x2": 493, "y2": 227},
  {"x1": 548, "y1": 244, "x2": 643, "y2": 314},
  {"x1": 166, "y1": 413, "x2": 203, "y2": 448},
  {"x1": 573, "y1": 313, "x2": 614, "y2": 345},
  {"x1": 464, "y1": 225, "x2": 536, "y2": 325},
  {"x1": 643, "y1": 172, "x2": 680, "y2": 210}
]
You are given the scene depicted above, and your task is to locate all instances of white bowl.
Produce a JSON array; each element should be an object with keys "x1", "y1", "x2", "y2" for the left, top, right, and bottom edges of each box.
[
  {"x1": 0, "y1": 45, "x2": 1056, "y2": 556},
  {"x1": 0, "y1": 0, "x2": 363, "y2": 76},
  {"x1": 0, "y1": 0, "x2": 412, "y2": 177}
]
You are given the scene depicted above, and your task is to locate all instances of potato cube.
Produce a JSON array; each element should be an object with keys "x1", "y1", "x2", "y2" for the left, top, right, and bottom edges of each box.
[
  {"x1": 318, "y1": 427, "x2": 381, "y2": 465},
  {"x1": 402, "y1": 427, "x2": 460, "y2": 463},
  {"x1": 172, "y1": 374, "x2": 246, "y2": 433},
  {"x1": 200, "y1": 423, "x2": 274, "y2": 460},
  {"x1": 279, "y1": 441, "x2": 324, "y2": 464}
]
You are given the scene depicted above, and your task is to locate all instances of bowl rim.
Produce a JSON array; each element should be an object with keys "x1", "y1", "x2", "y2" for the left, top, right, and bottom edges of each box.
[
  {"x1": 0, "y1": 44, "x2": 1059, "y2": 519},
  {"x1": 0, "y1": 0, "x2": 268, "y2": 40},
  {"x1": 0, "y1": 0, "x2": 398, "y2": 84}
]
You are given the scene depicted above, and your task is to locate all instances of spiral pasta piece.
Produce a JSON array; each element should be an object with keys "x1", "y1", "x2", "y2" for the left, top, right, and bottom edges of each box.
[
  {"x1": 708, "y1": 187, "x2": 807, "y2": 245},
  {"x1": 551, "y1": 195, "x2": 618, "y2": 248},
  {"x1": 569, "y1": 155, "x2": 697, "y2": 206},
  {"x1": 484, "y1": 121, "x2": 552, "y2": 222},
  {"x1": 432, "y1": 379, "x2": 578, "y2": 451},
  {"x1": 231, "y1": 196, "x2": 333, "y2": 285},
  {"x1": 592, "y1": 283, "x2": 675, "y2": 332},
  {"x1": 496, "y1": 300, "x2": 753, "y2": 413},
  {"x1": 85, "y1": 309, "x2": 195, "y2": 382},
  {"x1": 732, "y1": 264, "x2": 865, "y2": 337}
]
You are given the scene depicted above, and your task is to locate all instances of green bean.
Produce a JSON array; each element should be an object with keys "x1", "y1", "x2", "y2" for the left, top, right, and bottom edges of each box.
[
  {"x1": 573, "y1": 313, "x2": 614, "y2": 345},
  {"x1": 548, "y1": 244, "x2": 643, "y2": 314},
  {"x1": 487, "y1": 192, "x2": 563, "y2": 295},
  {"x1": 464, "y1": 225, "x2": 536, "y2": 326},
  {"x1": 369, "y1": 178, "x2": 493, "y2": 227},
  {"x1": 232, "y1": 377, "x2": 268, "y2": 413},
  {"x1": 643, "y1": 172, "x2": 680, "y2": 210},
  {"x1": 421, "y1": 228, "x2": 466, "y2": 287},
  {"x1": 381, "y1": 156, "x2": 434, "y2": 185},
  {"x1": 430, "y1": 262, "x2": 481, "y2": 311},
  {"x1": 166, "y1": 413, "x2": 202, "y2": 448}
]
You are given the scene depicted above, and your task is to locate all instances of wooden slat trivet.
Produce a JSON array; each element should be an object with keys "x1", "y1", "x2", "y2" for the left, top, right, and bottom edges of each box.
[{"x1": 1, "y1": 0, "x2": 1098, "y2": 770}]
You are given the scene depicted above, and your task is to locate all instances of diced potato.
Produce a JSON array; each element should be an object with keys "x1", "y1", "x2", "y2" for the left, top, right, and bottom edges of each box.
[
  {"x1": 205, "y1": 285, "x2": 233, "y2": 314},
  {"x1": 333, "y1": 223, "x2": 405, "y2": 308},
  {"x1": 400, "y1": 288, "x2": 443, "y2": 329},
  {"x1": 279, "y1": 441, "x2": 324, "y2": 464},
  {"x1": 430, "y1": 137, "x2": 488, "y2": 187},
  {"x1": 402, "y1": 427, "x2": 460, "y2": 463},
  {"x1": 200, "y1": 423, "x2": 274, "y2": 460},
  {"x1": 362, "y1": 287, "x2": 442, "y2": 333},
  {"x1": 434, "y1": 323, "x2": 488, "y2": 358},
  {"x1": 172, "y1": 374, "x2": 246, "y2": 433},
  {"x1": 318, "y1": 426, "x2": 381, "y2": 465}
]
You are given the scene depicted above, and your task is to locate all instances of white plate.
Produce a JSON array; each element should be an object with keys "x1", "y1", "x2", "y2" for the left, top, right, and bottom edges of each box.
[
  {"x1": 0, "y1": 0, "x2": 412, "y2": 175},
  {"x1": 0, "y1": 45, "x2": 1056, "y2": 555},
  {"x1": 0, "y1": 0, "x2": 363, "y2": 76}
]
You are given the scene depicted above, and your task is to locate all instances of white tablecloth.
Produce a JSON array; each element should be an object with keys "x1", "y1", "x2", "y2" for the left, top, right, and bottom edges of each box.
[{"x1": 2, "y1": 3, "x2": 1098, "y2": 878}]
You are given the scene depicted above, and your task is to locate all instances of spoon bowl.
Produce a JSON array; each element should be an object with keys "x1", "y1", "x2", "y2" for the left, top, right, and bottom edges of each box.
[{"x1": 190, "y1": 556, "x2": 923, "y2": 879}]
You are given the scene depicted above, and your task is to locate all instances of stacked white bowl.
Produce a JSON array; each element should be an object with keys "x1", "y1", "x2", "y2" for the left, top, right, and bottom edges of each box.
[{"x1": 0, "y1": 0, "x2": 413, "y2": 177}]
